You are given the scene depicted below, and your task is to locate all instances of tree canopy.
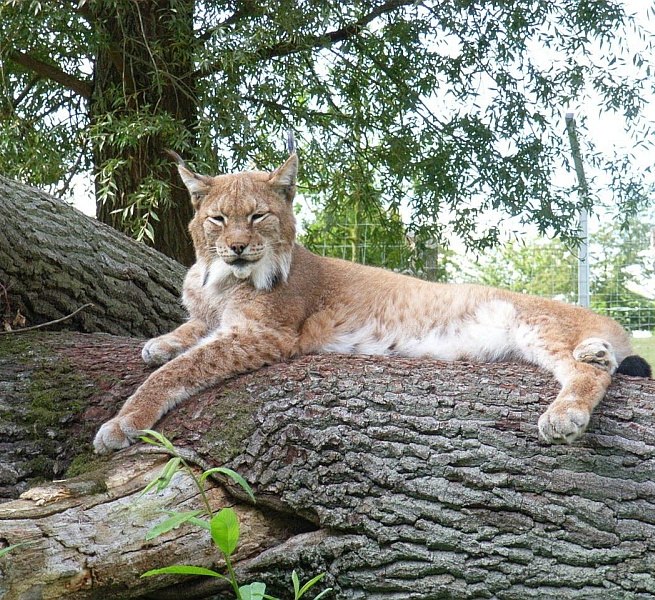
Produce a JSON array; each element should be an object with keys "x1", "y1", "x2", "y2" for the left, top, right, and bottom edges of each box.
[{"x1": 1, "y1": 0, "x2": 653, "y2": 263}]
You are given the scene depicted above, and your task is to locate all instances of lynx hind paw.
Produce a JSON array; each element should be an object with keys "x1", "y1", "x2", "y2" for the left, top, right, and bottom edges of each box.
[
  {"x1": 573, "y1": 338, "x2": 618, "y2": 374},
  {"x1": 538, "y1": 404, "x2": 590, "y2": 444},
  {"x1": 142, "y1": 337, "x2": 181, "y2": 367},
  {"x1": 93, "y1": 415, "x2": 141, "y2": 454}
]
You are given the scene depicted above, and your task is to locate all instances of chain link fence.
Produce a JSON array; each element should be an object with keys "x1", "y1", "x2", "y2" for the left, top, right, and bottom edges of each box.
[{"x1": 302, "y1": 224, "x2": 655, "y2": 333}]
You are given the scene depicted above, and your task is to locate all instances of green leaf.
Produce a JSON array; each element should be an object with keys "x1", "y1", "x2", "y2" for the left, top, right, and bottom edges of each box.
[
  {"x1": 140, "y1": 476, "x2": 161, "y2": 497},
  {"x1": 199, "y1": 467, "x2": 256, "y2": 503},
  {"x1": 143, "y1": 222, "x2": 155, "y2": 242},
  {"x1": 141, "y1": 565, "x2": 228, "y2": 579},
  {"x1": 157, "y1": 457, "x2": 182, "y2": 489},
  {"x1": 188, "y1": 516, "x2": 211, "y2": 531},
  {"x1": 297, "y1": 572, "x2": 327, "y2": 599},
  {"x1": 139, "y1": 430, "x2": 176, "y2": 452},
  {"x1": 292, "y1": 570, "x2": 300, "y2": 597},
  {"x1": 145, "y1": 510, "x2": 203, "y2": 540},
  {"x1": 239, "y1": 582, "x2": 267, "y2": 600},
  {"x1": 311, "y1": 589, "x2": 333, "y2": 600},
  {"x1": 140, "y1": 456, "x2": 182, "y2": 496},
  {"x1": 0, "y1": 543, "x2": 27, "y2": 558},
  {"x1": 210, "y1": 507, "x2": 240, "y2": 557}
]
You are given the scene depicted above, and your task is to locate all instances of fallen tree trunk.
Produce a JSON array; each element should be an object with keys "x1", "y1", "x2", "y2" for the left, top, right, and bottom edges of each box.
[
  {"x1": 1, "y1": 332, "x2": 654, "y2": 599},
  {"x1": 0, "y1": 175, "x2": 186, "y2": 337}
]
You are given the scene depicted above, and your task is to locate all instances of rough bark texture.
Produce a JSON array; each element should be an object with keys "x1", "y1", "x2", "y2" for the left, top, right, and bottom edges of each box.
[
  {"x1": 0, "y1": 176, "x2": 186, "y2": 337},
  {"x1": 1, "y1": 332, "x2": 654, "y2": 599}
]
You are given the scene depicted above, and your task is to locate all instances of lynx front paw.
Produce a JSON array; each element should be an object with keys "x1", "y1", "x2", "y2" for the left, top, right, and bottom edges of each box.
[
  {"x1": 142, "y1": 337, "x2": 182, "y2": 367},
  {"x1": 93, "y1": 415, "x2": 141, "y2": 454},
  {"x1": 538, "y1": 404, "x2": 590, "y2": 444}
]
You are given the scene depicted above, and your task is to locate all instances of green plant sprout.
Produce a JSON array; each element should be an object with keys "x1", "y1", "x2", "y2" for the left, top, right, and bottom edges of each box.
[
  {"x1": 138, "y1": 430, "x2": 332, "y2": 600},
  {"x1": 0, "y1": 542, "x2": 29, "y2": 559}
]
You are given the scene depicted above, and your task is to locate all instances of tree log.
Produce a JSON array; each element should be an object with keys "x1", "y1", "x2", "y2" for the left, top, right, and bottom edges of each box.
[
  {"x1": 0, "y1": 176, "x2": 185, "y2": 337},
  {"x1": 1, "y1": 332, "x2": 654, "y2": 599}
]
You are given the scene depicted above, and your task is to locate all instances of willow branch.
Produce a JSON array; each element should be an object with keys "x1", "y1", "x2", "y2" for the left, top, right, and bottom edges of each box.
[
  {"x1": 8, "y1": 51, "x2": 92, "y2": 99},
  {"x1": 194, "y1": 0, "x2": 416, "y2": 79}
]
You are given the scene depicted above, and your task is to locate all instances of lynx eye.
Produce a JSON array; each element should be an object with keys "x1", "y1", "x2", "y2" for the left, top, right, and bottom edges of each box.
[
  {"x1": 207, "y1": 215, "x2": 225, "y2": 226},
  {"x1": 251, "y1": 213, "x2": 268, "y2": 223}
]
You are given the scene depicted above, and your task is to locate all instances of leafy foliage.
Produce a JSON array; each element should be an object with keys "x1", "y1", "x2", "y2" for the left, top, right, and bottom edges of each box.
[
  {"x1": 1, "y1": 0, "x2": 654, "y2": 258},
  {"x1": 473, "y1": 238, "x2": 578, "y2": 301},
  {"x1": 138, "y1": 430, "x2": 332, "y2": 600},
  {"x1": 300, "y1": 196, "x2": 410, "y2": 268}
]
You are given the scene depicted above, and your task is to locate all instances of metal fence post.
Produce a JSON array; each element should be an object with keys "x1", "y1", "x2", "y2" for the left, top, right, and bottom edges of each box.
[{"x1": 565, "y1": 113, "x2": 590, "y2": 308}]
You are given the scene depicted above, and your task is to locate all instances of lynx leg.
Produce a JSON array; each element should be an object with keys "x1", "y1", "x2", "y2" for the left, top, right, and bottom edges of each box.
[
  {"x1": 572, "y1": 337, "x2": 618, "y2": 374},
  {"x1": 142, "y1": 319, "x2": 208, "y2": 367},
  {"x1": 538, "y1": 340, "x2": 616, "y2": 443},
  {"x1": 94, "y1": 325, "x2": 298, "y2": 453}
]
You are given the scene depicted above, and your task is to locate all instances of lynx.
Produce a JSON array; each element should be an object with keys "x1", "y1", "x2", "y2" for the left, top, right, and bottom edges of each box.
[{"x1": 94, "y1": 152, "x2": 651, "y2": 453}]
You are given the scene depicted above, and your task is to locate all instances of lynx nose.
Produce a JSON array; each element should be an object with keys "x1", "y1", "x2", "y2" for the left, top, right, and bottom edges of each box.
[{"x1": 230, "y1": 242, "x2": 247, "y2": 255}]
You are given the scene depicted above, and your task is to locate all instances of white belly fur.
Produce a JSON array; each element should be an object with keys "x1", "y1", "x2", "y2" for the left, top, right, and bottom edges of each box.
[{"x1": 321, "y1": 300, "x2": 532, "y2": 362}]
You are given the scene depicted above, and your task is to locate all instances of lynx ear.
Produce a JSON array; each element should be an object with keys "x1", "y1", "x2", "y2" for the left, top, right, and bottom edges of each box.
[
  {"x1": 165, "y1": 149, "x2": 212, "y2": 209},
  {"x1": 269, "y1": 153, "x2": 298, "y2": 200}
]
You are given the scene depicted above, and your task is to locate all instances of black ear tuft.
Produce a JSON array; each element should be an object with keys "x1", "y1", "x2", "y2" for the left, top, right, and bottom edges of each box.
[
  {"x1": 164, "y1": 149, "x2": 186, "y2": 167},
  {"x1": 286, "y1": 129, "x2": 296, "y2": 155},
  {"x1": 616, "y1": 355, "x2": 652, "y2": 378}
]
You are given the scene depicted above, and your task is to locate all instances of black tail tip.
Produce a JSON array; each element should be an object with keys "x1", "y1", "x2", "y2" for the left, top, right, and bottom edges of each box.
[{"x1": 617, "y1": 355, "x2": 652, "y2": 378}]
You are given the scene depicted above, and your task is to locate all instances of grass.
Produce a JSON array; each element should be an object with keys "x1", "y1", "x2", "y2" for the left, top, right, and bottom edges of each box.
[{"x1": 631, "y1": 336, "x2": 655, "y2": 368}]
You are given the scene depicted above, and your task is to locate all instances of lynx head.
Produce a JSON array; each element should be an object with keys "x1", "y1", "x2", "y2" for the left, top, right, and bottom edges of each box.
[{"x1": 169, "y1": 151, "x2": 298, "y2": 291}]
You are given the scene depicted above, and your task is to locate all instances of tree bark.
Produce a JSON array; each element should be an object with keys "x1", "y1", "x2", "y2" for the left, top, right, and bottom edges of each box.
[
  {"x1": 1, "y1": 332, "x2": 654, "y2": 599},
  {"x1": 0, "y1": 175, "x2": 186, "y2": 337}
]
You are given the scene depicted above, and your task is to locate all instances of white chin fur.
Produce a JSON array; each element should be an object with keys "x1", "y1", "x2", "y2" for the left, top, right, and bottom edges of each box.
[
  {"x1": 231, "y1": 264, "x2": 253, "y2": 280},
  {"x1": 249, "y1": 248, "x2": 292, "y2": 290},
  {"x1": 207, "y1": 248, "x2": 292, "y2": 291}
]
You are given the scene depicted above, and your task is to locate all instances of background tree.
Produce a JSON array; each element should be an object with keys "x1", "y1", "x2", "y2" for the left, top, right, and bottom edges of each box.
[
  {"x1": 299, "y1": 153, "x2": 411, "y2": 270},
  {"x1": 472, "y1": 238, "x2": 578, "y2": 301},
  {"x1": 590, "y1": 219, "x2": 655, "y2": 329},
  {"x1": 469, "y1": 216, "x2": 655, "y2": 330},
  {"x1": 1, "y1": 0, "x2": 653, "y2": 264}
]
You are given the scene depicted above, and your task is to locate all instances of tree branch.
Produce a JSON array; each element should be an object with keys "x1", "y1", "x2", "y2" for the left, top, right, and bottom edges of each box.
[
  {"x1": 1, "y1": 332, "x2": 654, "y2": 598},
  {"x1": 197, "y1": 0, "x2": 262, "y2": 40},
  {"x1": 0, "y1": 303, "x2": 93, "y2": 335},
  {"x1": 194, "y1": 0, "x2": 416, "y2": 79},
  {"x1": 12, "y1": 74, "x2": 41, "y2": 109},
  {"x1": 8, "y1": 51, "x2": 92, "y2": 99}
]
